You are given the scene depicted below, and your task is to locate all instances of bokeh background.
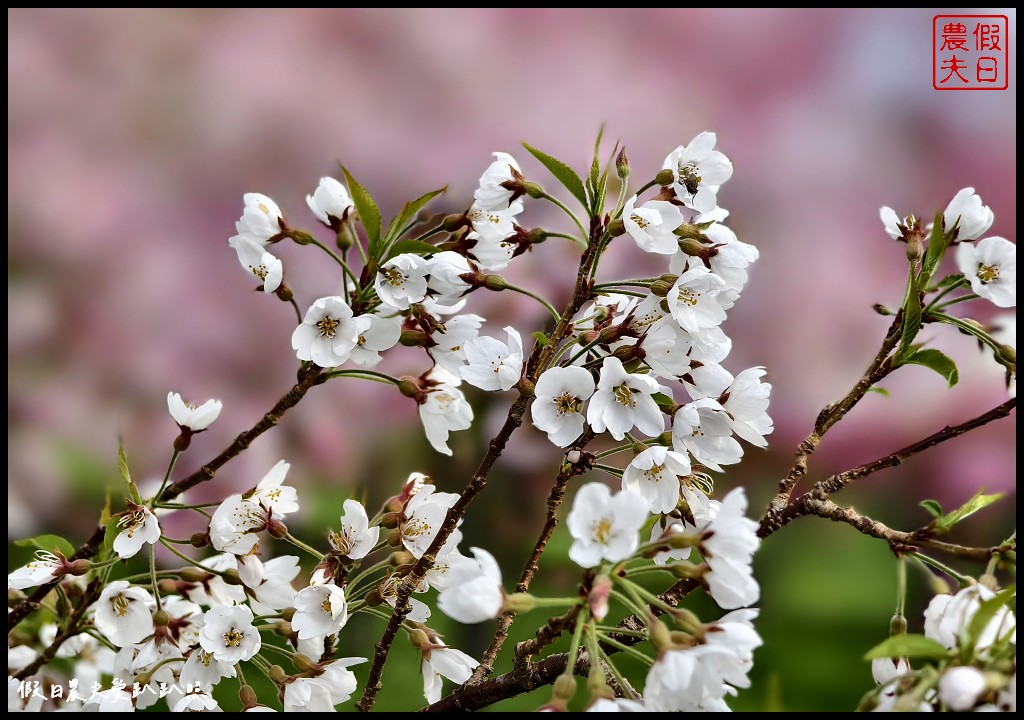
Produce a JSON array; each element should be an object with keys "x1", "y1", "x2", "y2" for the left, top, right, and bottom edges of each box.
[{"x1": 7, "y1": 8, "x2": 1016, "y2": 711}]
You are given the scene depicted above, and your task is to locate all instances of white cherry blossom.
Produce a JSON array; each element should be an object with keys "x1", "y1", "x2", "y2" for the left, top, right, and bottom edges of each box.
[
  {"x1": 566, "y1": 482, "x2": 648, "y2": 568},
  {"x1": 460, "y1": 326, "x2": 523, "y2": 391},
  {"x1": 291, "y1": 296, "x2": 362, "y2": 367},
  {"x1": 532, "y1": 366, "x2": 596, "y2": 447}
]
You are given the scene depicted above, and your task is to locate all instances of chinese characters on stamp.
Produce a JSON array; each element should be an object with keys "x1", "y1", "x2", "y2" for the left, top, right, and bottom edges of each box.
[{"x1": 934, "y1": 15, "x2": 1009, "y2": 90}]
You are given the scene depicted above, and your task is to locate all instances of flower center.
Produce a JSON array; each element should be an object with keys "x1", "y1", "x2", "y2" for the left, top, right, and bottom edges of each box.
[
  {"x1": 643, "y1": 464, "x2": 665, "y2": 483},
  {"x1": 613, "y1": 383, "x2": 635, "y2": 407},
  {"x1": 321, "y1": 596, "x2": 333, "y2": 614},
  {"x1": 630, "y1": 212, "x2": 650, "y2": 230},
  {"x1": 554, "y1": 392, "x2": 581, "y2": 416},
  {"x1": 977, "y1": 263, "x2": 1000, "y2": 284},
  {"x1": 330, "y1": 529, "x2": 354, "y2": 555},
  {"x1": 223, "y1": 628, "x2": 245, "y2": 648},
  {"x1": 248, "y1": 263, "x2": 269, "y2": 281},
  {"x1": 676, "y1": 286, "x2": 700, "y2": 307},
  {"x1": 677, "y1": 162, "x2": 702, "y2": 196},
  {"x1": 118, "y1": 510, "x2": 146, "y2": 538},
  {"x1": 403, "y1": 518, "x2": 430, "y2": 538},
  {"x1": 593, "y1": 517, "x2": 613, "y2": 544},
  {"x1": 257, "y1": 202, "x2": 271, "y2": 215},
  {"x1": 111, "y1": 594, "x2": 131, "y2": 617},
  {"x1": 316, "y1": 316, "x2": 340, "y2": 339},
  {"x1": 200, "y1": 650, "x2": 214, "y2": 667},
  {"x1": 383, "y1": 267, "x2": 407, "y2": 287}
]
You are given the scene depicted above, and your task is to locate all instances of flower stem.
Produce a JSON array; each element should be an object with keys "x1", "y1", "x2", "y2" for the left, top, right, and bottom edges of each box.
[
  {"x1": 593, "y1": 463, "x2": 623, "y2": 478},
  {"x1": 502, "y1": 283, "x2": 561, "y2": 322},
  {"x1": 159, "y1": 538, "x2": 230, "y2": 577},
  {"x1": 544, "y1": 231, "x2": 587, "y2": 249},
  {"x1": 324, "y1": 369, "x2": 402, "y2": 387},
  {"x1": 539, "y1": 191, "x2": 588, "y2": 240},
  {"x1": 910, "y1": 552, "x2": 973, "y2": 587},
  {"x1": 149, "y1": 545, "x2": 162, "y2": 612},
  {"x1": 153, "y1": 449, "x2": 181, "y2": 506},
  {"x1": 896, "y1": 556, "x2": 907, "y2": 616},
  {"x1": 596, "y1": 632, "x2": 653, "y2": 668},
  {"x1": 288, "y1": 296, "x2": 304, "y2": 324},
  {"x1": 310, "y1": 238, "x2": 361, "y2": 290},
  {"x1": 284, "y1": 533, "x2": 324, "y2": 560}
]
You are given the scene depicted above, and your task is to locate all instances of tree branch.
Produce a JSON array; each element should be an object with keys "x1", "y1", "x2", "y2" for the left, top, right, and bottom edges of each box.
[
  {"x1": 356, "y1": 215, "x2": 608, "y2": 711},
  {"x1": 783, "y1": 497, "x2": 1014, "y2": 562},
  {"x1": 471, "y1": 431, "x2": 596, "y2": 682},
  {"x1": 811, "y1": 398, "x2": 1016, "y2": 496},
  {"x1": 159, "y1": 364, "x2": 326, "y2": 502},
  {"x1": 760, "y1": 315, "x2": 901, "y2": 535},
  {"x1": 14, "y1": 579, "x2": 100, "y2": 679},
  {"x1": 8, "y1": 525, "x2": 106, "y2": 633}
]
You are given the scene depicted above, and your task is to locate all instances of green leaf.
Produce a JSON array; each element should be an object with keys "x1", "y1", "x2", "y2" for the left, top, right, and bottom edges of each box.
[
  {"x1": 522, "y1": 142, "x2": 588, "y2": 209},
  {"x1": 588, "y1": 125, "x2": 605, "y2": 195},
  {"x1": 341, "y1": 166, "x2": 382, "y2": 258},
  {"x1": 385, "y1": 239, "x2": 439, "y2": 260},
  {"x1": 531, "y1": 331, "x2": 549, "y2": 348},
  {"x1": 383, "y1": 187, "x2": 447, "y2": 246},
  {"x1": 897, "y1": 265, "x2": 923, "y2": 360},
  {"x1": 919, "y1": 499, "x2": 944, "y2": 519},
  {"x1": 118, "y1": 438, "x2": 142, "y2": 504},
  {"x1": 99, "y1": 516, "x2": 121, "y2": 564},
  {"x1": 867, "y1": 386, "x2": 890, "y2": 397},
  {"x1": 962, "y1": 586, "x2": 1016, "y2": 659},
  {"x1": 864, "y1": 633, "x2": 951, "y2": 661},
  {"x1": 15, "y1": 534, "x2": 76, "y2": 559},
  {"x1": 934, "y1": 489, "x2": 1003, "y2": 534},
  {"x1": 650, "y1": 392, "x2": 676, "y2": 408},
  {"x1": 935, "y1": 273, "x2": 966, "y2": 288},
  {"x1": 921, "y1": 210, "x2": 949, "y2": 286},
  {"x1": 902, "y1": 348, "x2": 959, "y2": 387}
]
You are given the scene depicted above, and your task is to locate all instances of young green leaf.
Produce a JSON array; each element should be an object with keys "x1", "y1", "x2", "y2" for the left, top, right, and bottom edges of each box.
[
  {"x1": 864, "y1": 633, "x2": 951, "y2": 661},
  {"x1": 650, "y1": 392, "x2": 676, "y2": 408},
  {"x1": 919, "y1": 499, "x2": 944, "y2": 519},
  {"x1": 531, "y1": 331, "x2": 550, "y2": 348},
  {"x1": 385, "y1": 239, "x2": 440, "y2": 260},
  {"x1": 522, "y1": 142, "x2": 588, "y2": 209},
  {"x1": 921, "y1": 210, "x2": 950, "y2": 286},
  {"x1": 98, "y1": 516, "x2": 121, "y2": 564},
  {"x1": 934, "y1": 490, "x2": 1003, "y2": 534},
  {"x1": 119, "y1": 438, "x2": 142, "y2": 504},
  {"x1": 341, "y1": 166, "x2": 383, "y2": 257},
  {"x1": 897, "y1": 265, "x2": 923, "y2": 360},
  {"x1": 383, "y1": 187, "x2": 447, "y2": 246},
  {"x1": 867, "y1": 386, "x2": 890, "y2": 397},
  {"x1": 14, "y1": 534, "x2": 76, "y2": 559},
  {"x1": 962, "y1": 586, "x2": 1016, "y2": 661},
  {"x1": 902, "y1": 348, "x2": 960, "y2": 387}
]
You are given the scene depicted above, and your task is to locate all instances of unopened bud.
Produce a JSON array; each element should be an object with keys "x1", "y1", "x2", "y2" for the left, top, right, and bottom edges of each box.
[
  {"x1": 408, "y1": 627, "x2": 431, "y2": 651},
  {"x1": 611, "y1": 343, "x2": 644, "y2": 364},
  {"x1": 267, "y1": 518, "x2": 288, "y2": 540},
  {"x1": 152, "y1": 609, "x2": 170, "y2": 627},
  {"x1": 443, "y1": 213, "x2": 468, "y2": 232},
  {"x1": 274, "y1": 283, "x2": 294, "y2": 302},
  {"x1": 239, "y1": 685, "x2": 259, "y2": 709},
  {"x1": 588, "y1": 663, "x2": 615, "y2": 699},
  {"x1": 998, "y1": 344, "x2": 1016, "y2": 365},
  {"x1": 388, "y1": 550, "x2": 415, "y2": 567},
  {"x1": 650, "y1": 279, "x2": 674, "y2": 297},
  {"x1": 157, "y1": 579, "x2": 180, "y2": 595},
  {"x1": 657, "y1": 431, "x2": 674, "y2": 445},
  {"x1": 873, "y1": 304, "x2": 895, "y2": 316},
  {"x1": 677, "y1": 237, "x2": 716, "y2": 263},
  {"x1": 566, "y1": 450, "x2": 583, "y2": 465},
  {"x1": 268, "y1": 665, "x2": 289, "y2": 685},
  {"x1": 615, "y1": 147, "x2": 630, "y2": 180},
  {"x1": 275, "y1": 620, "x2": 294, "y2": 637},
  {"x1": 179, "y1": 567, "x2": 210, "y2": 583},
  {"x1": 293, "y1": 653, "x2": 318, "y2": 674},
  {"x1": 671, "y1": 562, "x2": 704, "y2": 580},
  {"x1": 381, "y1": 512, "x2": 402, "y2": 529},
  {"x1": 482, "y1": 274, "x2": 509, "y2": 291},
  {"x1": 397, "y1": 376, "x2": 426, "y2": 402},
  {"x1": 889, "y1": 613, "x2": 907, "y2": 636},
  {"x1": 516, "y1": 378, "x2": 535, "y2": 397},
  {"x1": 222, "y1": 569, "x2": 243, "y2": 586},
  {"x1": 905, "y1": 235, "x2": 924, "y2": 263},
  {"x1": 364, "y1": 588, "x2": 384, "y2": 607},
  {"x1": 607, "y1": 218, "x2": 625, "y2": 237},
  {"x1": 669, "y1": 630, "x2": 697, "y2": 647},
  {"x1": 523, "y1": 181, "x2": 545, "y2": 200},
  {"x1": 190, "y1": 532, "x2": 210, "y2": 549},
  {"x1": 588, "y1": 575, "x2": 612, "y2": 622},
  {"x1": 386, "y1": 529, "x2": 403, "y2": 547},
  {"x1": 648, "y1": 616, "x2": 673, "y2": 651},
  {"x1": 552, "y1": 674, "x2": 577, "y2": 701},
  {"x1": 335, "y1": 223, "x2": 356, "y2": 251},
  {"x1": 289, "y1": 229, "x2": 315, "y2": 246},
  {"x1": 281, "y1": 607, "x2": 296, "y2": 622},
  {"x1": 655, "y1": 168, "x2": 675, "y2": 186},
  {"x1": 399, "y1": 329, "x2": 428, "y2": 347},
  {"x1": 502, "y1": 592, "x2": 537, "y2": 614},
  {"x1": 66, "y1": 559, "x2": 92, "y2": 576}
]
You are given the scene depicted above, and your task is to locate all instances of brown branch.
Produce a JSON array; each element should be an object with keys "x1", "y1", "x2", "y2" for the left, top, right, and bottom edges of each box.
[
  {"x1": 8, "y1": 525, "x2": 106, "y2": 633},
  {"x1": 356, "y1": 215, "x2": 608, "y2": 712},
  {"x1": 423, "y1": 578, "x2": 699, "y2": 712},
  {"x1": 159, "y1": 364, "x2": 326, "y2": 502},
  {"x1": 511, "y1": 605, "x2": 581, "y2": 685},
  {"x1": 812, "y1": 398, "x2": 1016, "y2": 496},
  {"x1": 471, "y1": 431, "x2": 596, "y2": 682},
  {"x1": 14, "y1": 579, "x2": 100, "y2": 679},
  {"x1": 785, "y1": 497, "x2": 1013, "y2": 562},
  {"x1": 760, "y1": 315, "x2": 901, "y2": 536}
]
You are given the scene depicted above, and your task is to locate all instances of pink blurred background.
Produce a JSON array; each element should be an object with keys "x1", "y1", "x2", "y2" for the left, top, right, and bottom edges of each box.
[{"x1": 8, "y1": 8, "x2": 1015, "y2": 538}]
